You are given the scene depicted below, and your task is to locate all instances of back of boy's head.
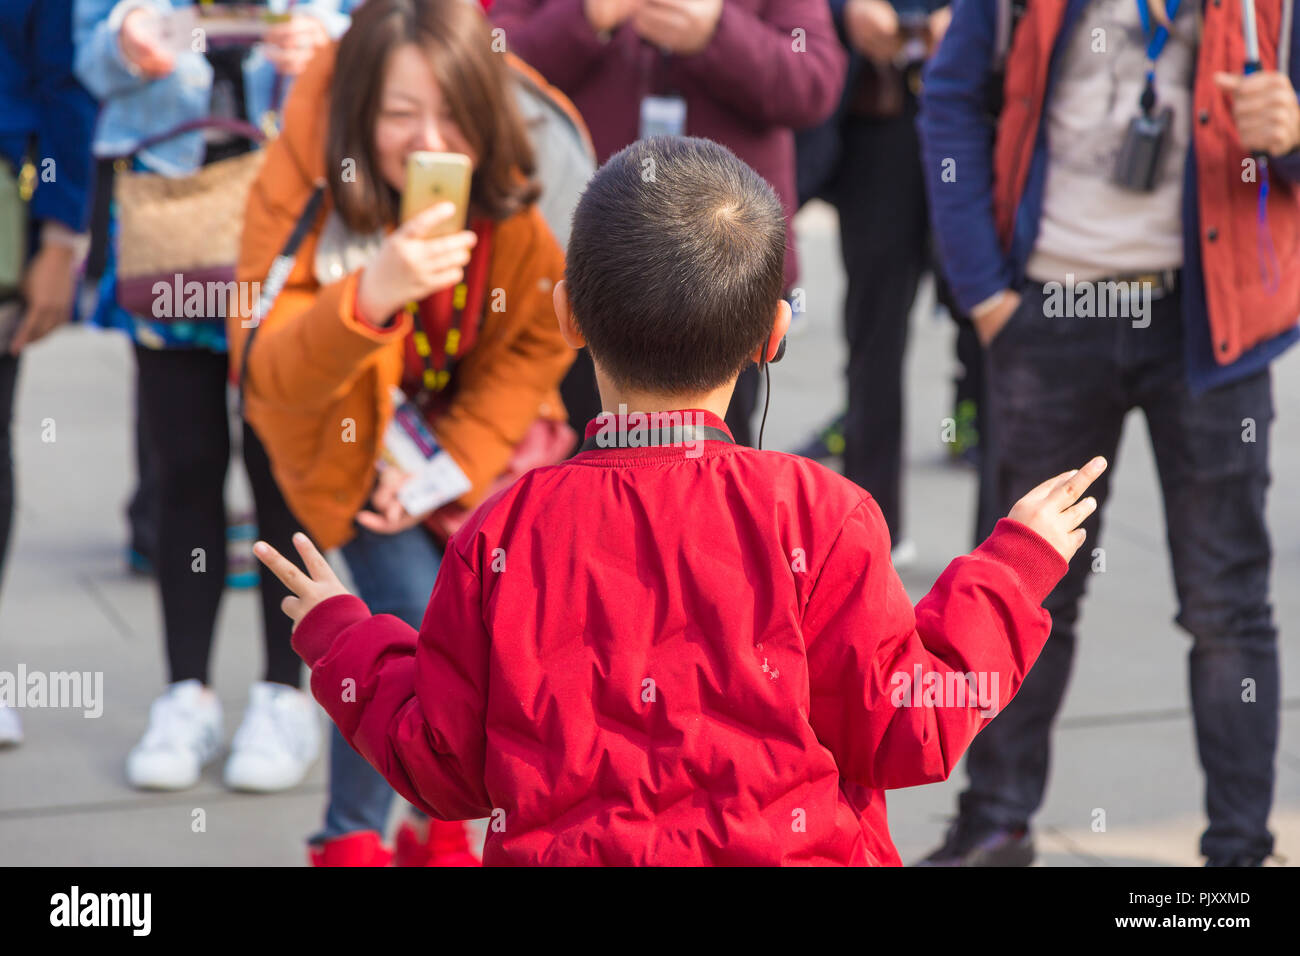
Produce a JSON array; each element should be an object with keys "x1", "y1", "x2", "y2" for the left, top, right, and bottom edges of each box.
[{"x1": 565, "y1": 136, "x2": 787, "y2": 394}]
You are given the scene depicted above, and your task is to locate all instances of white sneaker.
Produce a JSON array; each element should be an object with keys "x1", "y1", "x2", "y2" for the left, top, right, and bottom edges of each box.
[
  {"x1": 0, "y1": 702, "x2": 22, "y2": 747},
  {"x1": 223, "y1": 682, "x2": 320, "y2": 793},
  {"x1": 126, "y1": 680, "x2": 222, "y2": 790}
]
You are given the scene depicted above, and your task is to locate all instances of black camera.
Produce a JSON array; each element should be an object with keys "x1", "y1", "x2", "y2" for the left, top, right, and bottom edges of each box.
[{"x1": 1113, "y1": 106, "x2": 1172, "y2": 193}]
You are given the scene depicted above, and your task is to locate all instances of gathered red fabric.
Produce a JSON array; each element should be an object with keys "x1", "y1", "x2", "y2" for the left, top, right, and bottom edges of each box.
[{"x1": 292, "y1": 409, "x2": 1068, "y2": 866}]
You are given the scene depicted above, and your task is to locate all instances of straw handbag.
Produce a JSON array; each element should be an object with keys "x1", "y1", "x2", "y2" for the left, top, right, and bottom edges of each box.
[{"x1": 112, "y1": 118, "x2": 266, "y2": 319}]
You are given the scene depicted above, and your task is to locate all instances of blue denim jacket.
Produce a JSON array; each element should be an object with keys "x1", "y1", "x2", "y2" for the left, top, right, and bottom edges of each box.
[
  {"x1": 74, "y1": 0, "x2": 355, "y2": 349},
  {"x1": 73, "y1": 0, "x2": 354, "y2": 175},
  {"x1": 0, "y1": 0, "x2": 98, "y2": 231}
]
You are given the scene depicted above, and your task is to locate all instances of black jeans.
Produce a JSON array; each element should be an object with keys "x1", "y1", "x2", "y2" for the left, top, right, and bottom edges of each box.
[
  {"x1": 134, "y1": 344, "x2": 306, "y2": 688},
  {"x1": 961, "y1": 282, "x2": 1278, "y2": 862},
  {"x1": 830, "y1": 104, "x2": 929, "y2": 541}
]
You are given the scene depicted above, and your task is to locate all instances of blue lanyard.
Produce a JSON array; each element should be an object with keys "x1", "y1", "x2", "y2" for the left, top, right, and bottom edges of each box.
[
  {"x1": 1135, "y1": 0, "x2": 1183, "y2": 114},
  {"x1": 1135, "y1": 0, "x2": 1183, "y2": 61}
]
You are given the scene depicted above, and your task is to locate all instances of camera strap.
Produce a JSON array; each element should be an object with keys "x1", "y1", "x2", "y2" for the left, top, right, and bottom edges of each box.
[{"x1": 1135, "y1": 0, "x2": 1184, "y2": 114}]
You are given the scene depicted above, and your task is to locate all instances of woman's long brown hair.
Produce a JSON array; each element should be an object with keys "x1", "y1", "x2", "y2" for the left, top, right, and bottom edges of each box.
[{"x1": 326, "y1": 0, "x2": 540, "y2": 232}]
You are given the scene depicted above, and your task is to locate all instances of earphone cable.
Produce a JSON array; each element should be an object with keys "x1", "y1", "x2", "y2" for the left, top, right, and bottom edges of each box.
[{"x1": 758, "y1": 360, "x2": 772, "y2": 451}]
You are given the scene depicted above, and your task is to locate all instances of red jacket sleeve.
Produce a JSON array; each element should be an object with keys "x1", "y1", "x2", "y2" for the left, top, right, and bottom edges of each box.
[
  {"x1": 675, "y1": 0, "x2": 847, "y2": 130},
  {"x1": 802, "y1": 499, "x2": 1067, "y2": 791},
  {"x1": 291, "y1": 546, "x2": 492, "y2": 820}
]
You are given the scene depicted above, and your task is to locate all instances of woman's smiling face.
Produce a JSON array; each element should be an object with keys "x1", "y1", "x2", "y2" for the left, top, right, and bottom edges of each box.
[{"x1": 371, "y1": 42, "x2": 478, "y2": 195}]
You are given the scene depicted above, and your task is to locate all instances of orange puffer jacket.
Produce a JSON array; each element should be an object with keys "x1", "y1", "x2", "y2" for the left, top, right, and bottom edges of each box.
[{"x1": 229, "y1": 45, "x2": 575, "y2": 549}]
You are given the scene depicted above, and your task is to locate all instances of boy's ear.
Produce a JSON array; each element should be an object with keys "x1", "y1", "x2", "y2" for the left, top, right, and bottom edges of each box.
[
  {"x1": 753, "y1": 299, "x2": 792, "y2": 364},
  {"x1": 553, "y1": 280, "x2": 586, "y2": 350}
]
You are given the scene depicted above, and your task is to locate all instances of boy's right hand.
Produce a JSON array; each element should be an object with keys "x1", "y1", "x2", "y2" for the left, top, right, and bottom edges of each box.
[
  {"x1": 1007, "y1": 456, "x2": 1108, "y2": 562},
  {"x1": 356, "y1": 202, "x2": 477, "y2": 325}
]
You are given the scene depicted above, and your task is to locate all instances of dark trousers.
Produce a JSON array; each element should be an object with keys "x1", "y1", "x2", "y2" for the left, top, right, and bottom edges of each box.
[
  {"x1": 127, "y1": 366, "x2": 158, "y2": 561},
  {"x1": 830, "y1": 105, "x2": 929, "y2": 541},
  {"x1": 134, "y1": 344, "x2": 306, "y2": 688},
  {"x1": 0, "y1": 355, "x2": 16, "y2": 593},
  {"x1": 962, "y1": 283, "x2": 1278, "y2": 862}
]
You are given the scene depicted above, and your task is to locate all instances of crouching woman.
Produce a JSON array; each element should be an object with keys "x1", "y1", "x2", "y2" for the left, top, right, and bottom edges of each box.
[{"x1": 229, "y1": 0, "x2": 574, "y2": 865}]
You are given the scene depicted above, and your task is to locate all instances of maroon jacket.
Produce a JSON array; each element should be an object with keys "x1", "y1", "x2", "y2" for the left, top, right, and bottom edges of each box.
[
  {"x1": 491, "y1": 0, "x2": 848, "y2": 288},
  {"x1": 292, "y1": 410, "x2": 1068, "y2": 865}
]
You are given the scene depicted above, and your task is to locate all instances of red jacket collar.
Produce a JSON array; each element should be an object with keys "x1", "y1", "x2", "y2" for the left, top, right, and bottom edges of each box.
[{"x1": 582, "y1": 407, "x2": 731, "y2": 440}]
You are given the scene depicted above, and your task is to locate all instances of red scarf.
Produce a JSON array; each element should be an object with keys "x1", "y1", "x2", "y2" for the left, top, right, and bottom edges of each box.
[{"x1": 400, "y1": 218, "x2": 495, "y2": 408}]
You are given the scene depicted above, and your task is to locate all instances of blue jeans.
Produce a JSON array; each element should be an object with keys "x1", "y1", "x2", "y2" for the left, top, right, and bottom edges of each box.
[
  {"x1": 311, "y1": 522, "x2": 443, "y2": 843},
  {"x1": 962, "y1": 283, "x2": 1278, "y2": 863}
]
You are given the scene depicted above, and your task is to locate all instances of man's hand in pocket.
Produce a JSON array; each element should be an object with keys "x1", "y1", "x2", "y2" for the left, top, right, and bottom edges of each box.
[{"x1": 972, "y1": 289, "x2": 1022, "y2": 347}]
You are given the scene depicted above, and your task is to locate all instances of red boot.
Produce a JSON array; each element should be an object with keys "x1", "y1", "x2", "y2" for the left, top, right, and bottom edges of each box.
[
  {"x1": 309, "y1": 830, "x2": 393, "y2": 867},
  {"x1": 394, "y1": 817, "x2": 481, "y2": 867}
]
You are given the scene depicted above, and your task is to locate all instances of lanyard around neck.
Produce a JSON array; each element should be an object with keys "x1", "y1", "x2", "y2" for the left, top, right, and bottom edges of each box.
[{"x1": 1136, "y1": 0, "x2": 1184, "y2": 62}]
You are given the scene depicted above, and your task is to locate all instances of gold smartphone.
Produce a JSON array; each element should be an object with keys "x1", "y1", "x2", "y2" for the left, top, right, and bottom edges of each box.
[{"x1": 401, "y1": 151, "x2": 472, "y2": 234}]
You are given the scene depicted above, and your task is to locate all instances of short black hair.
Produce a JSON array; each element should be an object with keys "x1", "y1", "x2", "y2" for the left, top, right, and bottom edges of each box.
[{"x1": 565, "y1": 137, "x2": 786, "y2": 394}]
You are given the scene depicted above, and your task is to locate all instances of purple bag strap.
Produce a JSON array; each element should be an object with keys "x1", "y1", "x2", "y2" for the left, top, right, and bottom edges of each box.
[{"x1": 108, "y1": 117, "x2": 266, "y2": 160}]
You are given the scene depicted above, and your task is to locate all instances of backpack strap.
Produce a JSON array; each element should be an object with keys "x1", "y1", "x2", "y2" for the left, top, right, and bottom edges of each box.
[{"x1": 238, "y1": 181, "x2": 327, "y2": 414}]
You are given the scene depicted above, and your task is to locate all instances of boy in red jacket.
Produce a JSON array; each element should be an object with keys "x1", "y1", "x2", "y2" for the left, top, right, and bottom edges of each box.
[{"x1": 255, "y1": 137, "x2": 1105, "y2": 866}]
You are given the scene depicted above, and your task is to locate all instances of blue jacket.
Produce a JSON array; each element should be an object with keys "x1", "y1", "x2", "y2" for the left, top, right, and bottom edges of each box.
[
  {"x1": 919, "y1": 0, "x2": 1300, "y2": 392},
  {"x1": 73, "y1": 0, "x2": 354, "y2": 176},
  {"x1": 0, "y1": 0, "x2": 98, "y2": 231}
]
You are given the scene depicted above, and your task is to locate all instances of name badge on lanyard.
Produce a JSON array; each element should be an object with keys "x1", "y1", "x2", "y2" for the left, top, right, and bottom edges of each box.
[
  {"x1": 640, "y1": 95, "x2": 688, "y2": 140},
  {"x1": 381, "y1": 387, "x2": 472, "y2": 518}
]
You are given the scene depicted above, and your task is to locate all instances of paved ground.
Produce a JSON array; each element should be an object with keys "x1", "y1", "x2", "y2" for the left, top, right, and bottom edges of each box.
[{"x1": 0, "y1": 200, "x2": 1297, "y2": 865}]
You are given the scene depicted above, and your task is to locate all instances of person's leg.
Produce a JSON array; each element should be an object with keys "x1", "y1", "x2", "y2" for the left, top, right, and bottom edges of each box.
[
  {"x1": 312, "y1": 522, "x2": 443, "y2": 843},
  {"x1": 834, "y1": 107, "x2": 927, "y2": 541},
  {"x1": 0, "y1": 354, "x2": 18, "y2": 589},
  {"x1": 952, "y1": 284, "x2": 1128, "y2": 839},
  {"x1": 0, "y1": 352, "x2": 18, "y2": 736},
  {"x1": 134, "y1": 344, "x2": 230, "y2": 685},
  {"x1": 127, "y1": 361, "x2": 158, "y2": 570},
  {"x1": 241, "y1": 420, "x2": 307, "y2": 688},
  {"x1": 1140, "y1": 355, "x2": 1278, "y2": 864}
]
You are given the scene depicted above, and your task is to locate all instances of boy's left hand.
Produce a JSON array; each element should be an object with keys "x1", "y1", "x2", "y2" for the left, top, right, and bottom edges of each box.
[{"x1": 254, "y1": 533, "x2": 352, "y2": 631}]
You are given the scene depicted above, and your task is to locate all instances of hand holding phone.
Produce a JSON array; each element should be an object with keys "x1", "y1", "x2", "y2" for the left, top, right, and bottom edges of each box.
[
  {"x1": 355, "y1": 153, "x2": 475, "y2": 324},
  {"x1": 356, "y1": 206, "x2": 477, "y2": 325}
]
